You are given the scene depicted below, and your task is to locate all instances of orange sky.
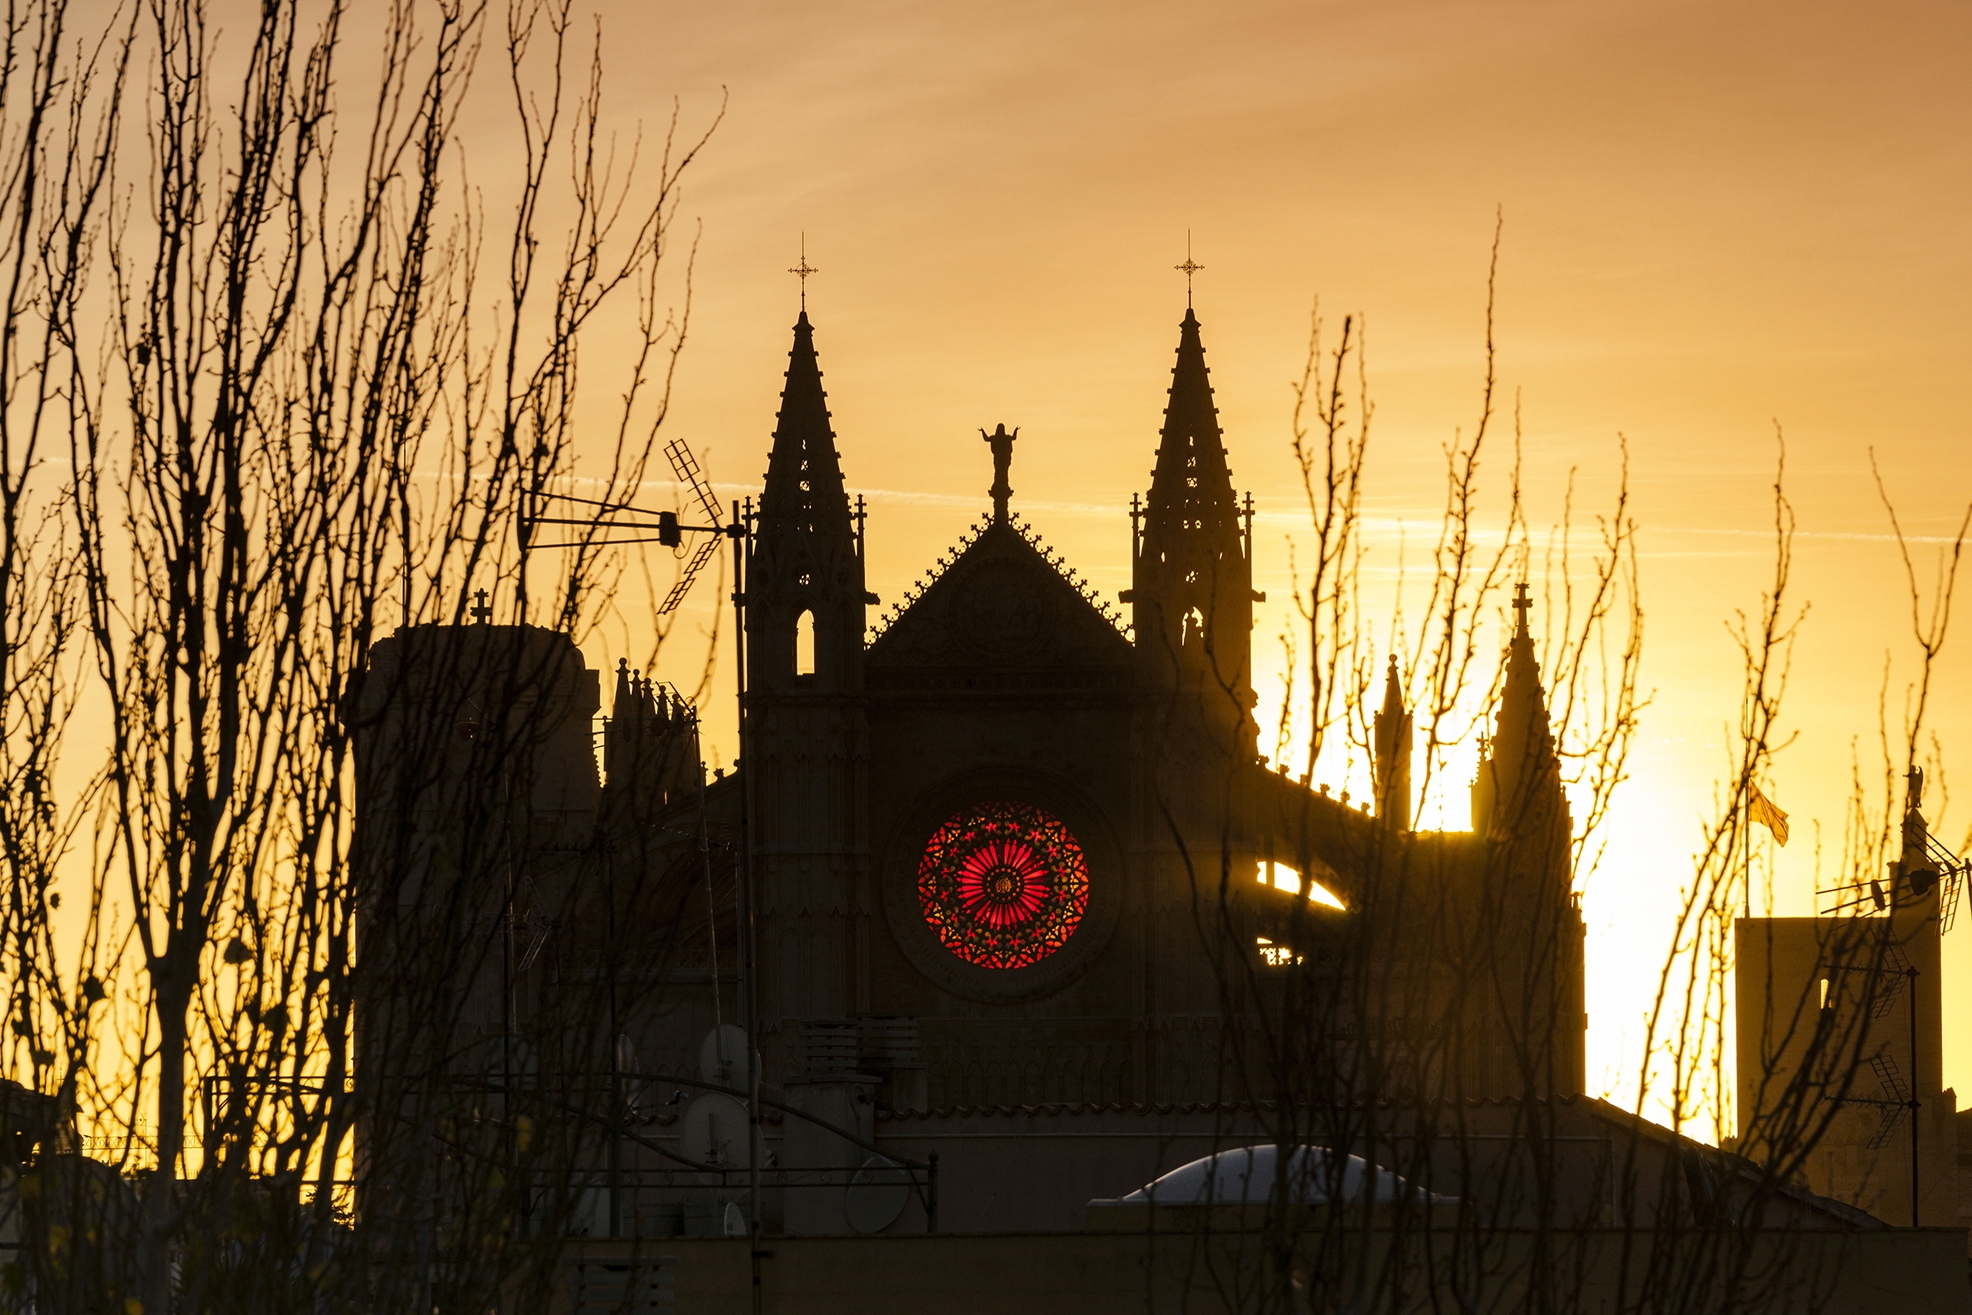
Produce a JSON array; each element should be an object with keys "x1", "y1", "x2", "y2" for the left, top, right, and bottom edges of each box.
[
  {"x1": 571, "y1": 0, "x2": 1971, "y2": 1115},
  {"x1": 114, "y1": 0, "x2": 1965, "y2": 1125}
]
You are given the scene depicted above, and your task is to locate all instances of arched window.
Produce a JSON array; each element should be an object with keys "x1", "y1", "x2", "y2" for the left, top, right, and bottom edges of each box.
[{"x1": 794, "y1": 609, "x2": 815, "y2": 677}]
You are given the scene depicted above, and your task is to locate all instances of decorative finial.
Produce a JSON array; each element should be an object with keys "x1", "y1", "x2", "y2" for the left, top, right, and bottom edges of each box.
[
  {"x1": 470, "y1": 588, "x2": 492, "y2": 624},
  {"x1": 1174, "y1": 231, "x2": 1204, "y2": 308},
  {"x1": 788, "y1": 234, "x2": 818, "y2": 311},
  {"x1": 981, "y1": 424, "x2": 1018, "y2": 524}
]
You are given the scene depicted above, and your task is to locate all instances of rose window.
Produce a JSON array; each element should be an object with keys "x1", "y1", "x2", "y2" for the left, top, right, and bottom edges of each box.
[{"x1": 917, "y1": 801, "x2": 1089, "y2": 970}]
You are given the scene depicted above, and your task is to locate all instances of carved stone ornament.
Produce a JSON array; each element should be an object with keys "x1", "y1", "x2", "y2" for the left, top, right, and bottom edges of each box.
[{"x1": 950, "y1": 558, "x2": 1056, "y2": 663}]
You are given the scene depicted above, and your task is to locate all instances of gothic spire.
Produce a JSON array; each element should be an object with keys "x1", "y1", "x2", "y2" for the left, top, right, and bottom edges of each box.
[
  {"x1": 1492, "y1": 584, "x2": 1554, "y2": 783},
  {"x1": 759, "y1": 311, "x2": 851, "y2": 538},
  {"x1": 1380, "y1": 655, "x2": 1406, "y2": 721},
  {"x1": 1145, "y1": 309, "x2": 1238, "y2": 542},
  {"x1": 747, "y1": 308, "x2": 867, "y2": 696},
  {"x1": 611, "y1": 657, "x2": 633, "y2": 723},
  {"x1": 1472, "y1": 583, "x2": 1565, "y2": 840},
  {"x1": 1129, "y1": 306, "x2": 1258, "y2": 763},
  {"x1": 1374, "y1": 655, "x2": 1413, "y2": 831}
]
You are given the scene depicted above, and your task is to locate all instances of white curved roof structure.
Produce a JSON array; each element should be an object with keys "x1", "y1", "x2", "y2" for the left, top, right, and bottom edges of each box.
[{"x1": 1089, "y1": 1144, "x2": 1455, "y2": 1208}]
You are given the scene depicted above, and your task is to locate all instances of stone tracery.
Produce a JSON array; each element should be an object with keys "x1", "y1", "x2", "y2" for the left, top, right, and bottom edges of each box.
[{"x1": 916, "y1": 801, "x2": 1089, "y2": 969}]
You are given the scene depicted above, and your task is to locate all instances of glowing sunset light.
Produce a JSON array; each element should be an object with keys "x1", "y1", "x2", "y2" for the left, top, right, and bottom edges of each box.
[
  {"x1": 11, "y1": 2, "x2": 1972, "y2": 1304},
  {"x1": 1260, "y1": 860, "x2": 1348, "y2": 911},
  {"x1": 610, "y1": 0, "x2": 1969, "y2": 1118}
]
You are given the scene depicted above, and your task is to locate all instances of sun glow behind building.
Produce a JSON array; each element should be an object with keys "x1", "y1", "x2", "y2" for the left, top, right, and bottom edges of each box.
[{"x1": 374, "y1": 0, "x2": 1972, "y2": 1129}]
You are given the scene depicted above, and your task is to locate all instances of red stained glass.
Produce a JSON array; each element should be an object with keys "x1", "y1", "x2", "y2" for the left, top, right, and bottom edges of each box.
[{"x1": 917, "y1": 801, "x2": 1089, "y2": 969}]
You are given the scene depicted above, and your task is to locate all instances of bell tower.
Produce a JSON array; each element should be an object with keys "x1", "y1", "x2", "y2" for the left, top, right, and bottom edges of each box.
[
  {"x1": 746, "y1": 309, "x2": 872, "y2": 1043},
  {"x1": 749, "y1": 310, "x2": 868, "y2": 695},
  {"x1": 1126, "y1": 307, "x2": 1260, "y2": 765},
  {"x1": 1468, "y1": 583, "x2": 1585, "y2": 1095}
]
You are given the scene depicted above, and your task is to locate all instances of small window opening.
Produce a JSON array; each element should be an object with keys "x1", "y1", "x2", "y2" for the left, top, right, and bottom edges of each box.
[
  {"x1": 1256, "y1": 937, "x2": 1302, "y2": 967},
  {"x1": 794, "y1": 610, "x2": 816, "y2": 677},
  {"x1": 1819, "y1": 977, "x2": 1832, "y2": 1011},
  {"x1": 1258, "y1": 860, "x2": 1346, "y2": 910}
]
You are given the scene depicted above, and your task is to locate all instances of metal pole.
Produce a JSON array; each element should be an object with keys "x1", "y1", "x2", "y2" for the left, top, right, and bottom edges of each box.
[
  {"x1": 729, "y1": 501, "x2": 764, "y2": 1313},
  {"x1": 501, "y1": 746, "x2": 517, "y2": 1230},
  {"x1": 1909, "y1": 962, "x2": 1920, "y2": 1226},
  {"x1": 606, "y1": 842, "x2": 621, "y2": 1238},
  {"x1": 1743, "y1": 788, "x2": 1752, "y2": 919},
  {"x1": 927, "y1": 1149, "x2": 939, "y2": 1234}
]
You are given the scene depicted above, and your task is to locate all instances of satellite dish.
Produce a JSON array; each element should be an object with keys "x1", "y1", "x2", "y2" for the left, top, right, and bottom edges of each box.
[
  {"x1": 845, "y1": 1154, "x2": 910, "y2": 1234},
  {"x1": 615, "y1": 1035, "x2": 647, "y2": 1112},
  {"x1": 680, "y1": 1092, "x2": 758, "y2": 1170},
  {"x1": 699, "y1": 1024, "x2": 754, "y2": 1089}
]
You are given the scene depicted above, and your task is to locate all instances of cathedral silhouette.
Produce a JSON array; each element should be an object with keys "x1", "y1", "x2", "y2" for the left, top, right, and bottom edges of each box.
[
  {"x1": 352, "y1": 301, "x2": 1587, "y2": 1236},
  {"x1": 729, "y1": 299, "x2": 1581, "y2": 1093}
]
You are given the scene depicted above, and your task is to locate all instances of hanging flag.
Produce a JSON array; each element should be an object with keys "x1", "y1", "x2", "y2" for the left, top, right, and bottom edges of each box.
[{"x1": 1749, "y1": 782, "x2": 1790, "y2": 847}]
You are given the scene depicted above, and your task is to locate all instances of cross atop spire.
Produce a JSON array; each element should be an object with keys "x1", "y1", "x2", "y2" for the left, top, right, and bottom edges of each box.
[
  {"x1": 1174, "y1": 231, "x2": 1204, "y2": 308},
  {"x1": 788, "y1": 234, "x2": 819, "y2": 311},
  {"x1": 1489, "y1": 581, "x2": 1554, "y2": 806},
  {"x1": 1471, "y1": 577, "x2": 1566, "y2": 850}
]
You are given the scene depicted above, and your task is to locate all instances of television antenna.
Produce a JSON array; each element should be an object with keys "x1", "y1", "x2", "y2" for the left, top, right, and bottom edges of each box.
[
  {"x1": 1828, "y1": 937, "x2": 1913, "y2": 1020},
  {"x1": 520, "y1": 436, "x2": 737, "y2": 615},
  {"x1": 1899, "y1": 824, "x2": 1969, "y2": 933},
  {"x1": 1817, "y1": 877, "x2": 1891, "y2": 918},
  {"x1": 521, "y1": 435, "x2": 762, "y2": 1241},
  {"x1": 1825, "y1": 929, "x2": 1925, "y2": 1223},
  {"x1": 1816, "y1": 838, "x2": 1968, "y2": 932},
  {"x1": 1835, "y1": 1052, "x2": 1915, "y2": 1150}
]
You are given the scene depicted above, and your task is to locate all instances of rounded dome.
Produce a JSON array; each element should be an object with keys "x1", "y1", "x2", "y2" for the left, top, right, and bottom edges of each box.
[{"x1": 1091, "y1": 1144, "x2": 1453, "y2": 1207}]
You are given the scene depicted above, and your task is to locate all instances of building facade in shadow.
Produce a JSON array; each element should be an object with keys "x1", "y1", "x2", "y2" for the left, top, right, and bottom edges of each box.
[{"x1": 348, "y1": 302, "x2": 1595, "y2": 1238}]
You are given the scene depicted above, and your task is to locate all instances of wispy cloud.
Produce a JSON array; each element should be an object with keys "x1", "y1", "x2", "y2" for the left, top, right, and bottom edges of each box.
[{"x1": 561, "y1": 474, "x2": 1968, "y2": 548}]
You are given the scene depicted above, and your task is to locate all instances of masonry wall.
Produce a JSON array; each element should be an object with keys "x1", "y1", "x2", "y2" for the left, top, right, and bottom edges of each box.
[
  {"x1": 1736, "y1": 913, "x2": 1958, "y2": 1228},
  {"x1": 551, "y1": 1227, "x2": 1972, "y2": 1315}
]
